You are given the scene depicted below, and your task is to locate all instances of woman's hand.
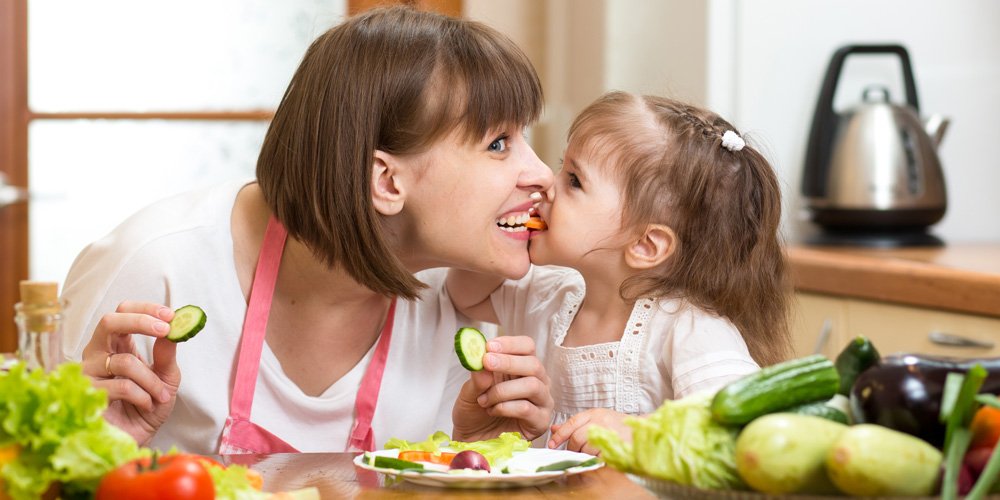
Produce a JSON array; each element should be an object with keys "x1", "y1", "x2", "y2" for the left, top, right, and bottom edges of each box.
[
  {"x1": 451, "y1": 336, "x2": 553, "y2": 442},
  {"x1": 80, "y1": 301, "x2": 180, "y2": 445},
  {"x1": 548, "y1": 409, "x2": 632, "y2": 455}
]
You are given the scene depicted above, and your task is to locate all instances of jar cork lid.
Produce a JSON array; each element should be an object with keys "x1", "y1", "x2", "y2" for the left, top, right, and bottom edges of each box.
[{"x1": 19, "y1": 281, "x2": 59, "y2": 305}]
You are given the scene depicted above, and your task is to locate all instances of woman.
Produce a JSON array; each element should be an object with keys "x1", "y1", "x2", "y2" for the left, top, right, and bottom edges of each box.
[{"x1": 60, "y1": 6, "x2": 554, "y2": 455}]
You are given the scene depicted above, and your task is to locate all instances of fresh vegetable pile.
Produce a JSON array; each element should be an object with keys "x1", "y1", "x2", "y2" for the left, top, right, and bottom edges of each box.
[
  {"x1": 589, "y1": 336, "x2": 1000, "y2": 498},
  {"x1": 0, "y1": 361, "x2": 145, "y2": 499},
  {"x1": 0, "y1": 359, "x2": 314, "y2": 500}
]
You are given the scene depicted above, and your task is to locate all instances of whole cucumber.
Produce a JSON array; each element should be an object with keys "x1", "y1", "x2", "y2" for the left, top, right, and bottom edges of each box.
[
  {"x1": 711, "y1": 355, "x2": 840, "y2": 425},
  {"x1": 736, "y1": 413, "x2": 846, "y2": 494},
  {"x1": 826, "y1": 424, "x2": 941, "y2": 496}
]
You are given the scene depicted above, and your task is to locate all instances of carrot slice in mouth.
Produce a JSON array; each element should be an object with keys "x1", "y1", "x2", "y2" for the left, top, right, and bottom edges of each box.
[{"x1": 524, "y1": 217, "x2": 547, "y2": 230}]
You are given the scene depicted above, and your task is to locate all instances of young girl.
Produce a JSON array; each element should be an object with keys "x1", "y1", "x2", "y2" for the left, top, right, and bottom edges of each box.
[{"x1": 447, "y1": 91, "x2": 791, "y2": 453}]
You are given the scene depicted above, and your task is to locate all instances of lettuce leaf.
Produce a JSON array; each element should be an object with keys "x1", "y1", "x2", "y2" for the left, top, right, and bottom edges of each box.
[
  {"x1": 448, "y1": 432, "x2": 530, "y2": 466},
  {"x1": 385, "y1": 431, "x2": 530, "y2": 466},
  {"x1": 209, "y1": 464, "x2": 270, "y2": 500},
  {"x1": 384, "y1": 430, "x2": 451, "y2": 453},
  {"x1": 587, "y1": 426, "x2": 633, "y2": 471},
  {"x1": 0, "y1": 361, "x2": 144, "y2": 500},
  {"x1": 588, "y1": 391, "x2": 744, "y2": 490}
]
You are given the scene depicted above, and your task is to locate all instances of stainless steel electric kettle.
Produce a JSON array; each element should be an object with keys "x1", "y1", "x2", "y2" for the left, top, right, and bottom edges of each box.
[{"x1": 802, "y1": 44, "x2": 949, "y2": 247}]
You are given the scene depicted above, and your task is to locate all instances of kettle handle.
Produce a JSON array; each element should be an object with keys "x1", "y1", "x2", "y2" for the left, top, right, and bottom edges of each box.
[{"x1": 802, "y1": 44, "x2": 921, "y2": 198}]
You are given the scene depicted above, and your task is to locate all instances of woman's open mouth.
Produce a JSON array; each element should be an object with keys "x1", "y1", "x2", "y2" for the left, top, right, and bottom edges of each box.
[
  {"x1": 495, "y1": 213, "x2": 547, "y2": 233},
  {"x1": 495, "y1": 212, "x2": 531, "y2": 233}
]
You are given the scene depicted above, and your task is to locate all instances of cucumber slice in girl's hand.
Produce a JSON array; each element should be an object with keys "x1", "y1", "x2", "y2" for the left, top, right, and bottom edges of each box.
[
  {"x1": 167, "y1": 305, "x2": 207, "y2": 343},
  {"x1": 455, "y1": 327, "x2": 487, "y2": 371}
]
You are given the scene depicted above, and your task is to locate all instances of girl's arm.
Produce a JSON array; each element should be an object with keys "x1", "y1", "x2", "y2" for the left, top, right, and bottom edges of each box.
[
  {"x1": 445, "y1": 269, "x2": 503, "y2": 323},
  {"x1": 548, "y1": 408, "x2": 634, "y2": 454}
]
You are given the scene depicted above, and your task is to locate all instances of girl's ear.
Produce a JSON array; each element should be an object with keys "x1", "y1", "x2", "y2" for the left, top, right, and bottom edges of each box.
[
  {"x1": 625, "y1": 224, "x2": 676, "y2": 269},
  {"x1": 371, "y1": 149, "x2": 406, "y2": 216}
]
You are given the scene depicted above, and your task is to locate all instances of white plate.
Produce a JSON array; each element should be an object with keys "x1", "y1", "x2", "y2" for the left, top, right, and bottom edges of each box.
[{"x1": 353, "y1": 447, "x2": 603, "y2": 489}]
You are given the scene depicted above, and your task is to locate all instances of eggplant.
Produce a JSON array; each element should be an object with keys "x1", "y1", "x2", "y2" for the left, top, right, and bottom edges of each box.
[{"x1": 849, "y1": 354, "x2": 1000, "y2": 448}]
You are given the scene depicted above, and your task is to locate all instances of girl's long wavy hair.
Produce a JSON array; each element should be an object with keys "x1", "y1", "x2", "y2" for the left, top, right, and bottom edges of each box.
[{"x1": 569, "y1": 91, "x2": 791, "y2": 365}]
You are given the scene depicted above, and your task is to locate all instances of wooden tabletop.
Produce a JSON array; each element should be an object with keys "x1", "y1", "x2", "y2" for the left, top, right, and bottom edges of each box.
[
  {"x1": 226, "y1": 452, "x2": 655, "y2": 499},
  {"x1": 787, "y1": 243, "x2": 1000, "y2": 318}
]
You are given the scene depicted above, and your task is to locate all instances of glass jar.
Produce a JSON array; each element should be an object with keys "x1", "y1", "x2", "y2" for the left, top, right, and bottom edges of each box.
[{"x1": 15, "y1": 300, "x2": 64, "y2": 372}]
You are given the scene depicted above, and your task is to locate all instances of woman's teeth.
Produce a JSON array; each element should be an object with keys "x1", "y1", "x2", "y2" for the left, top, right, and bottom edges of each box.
[{"x1": 496, "y1": 213, "x2": 530, "y2": 232}]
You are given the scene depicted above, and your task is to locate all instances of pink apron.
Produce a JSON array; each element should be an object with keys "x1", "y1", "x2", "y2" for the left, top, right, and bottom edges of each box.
[{"x1": 218, "y1": 215, "x2": 396, "y2": 455}]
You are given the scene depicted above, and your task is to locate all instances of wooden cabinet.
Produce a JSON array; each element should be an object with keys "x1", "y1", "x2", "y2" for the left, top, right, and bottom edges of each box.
[{"x1": 791, "y1": 292, "x2": 1000, "y2": 358}]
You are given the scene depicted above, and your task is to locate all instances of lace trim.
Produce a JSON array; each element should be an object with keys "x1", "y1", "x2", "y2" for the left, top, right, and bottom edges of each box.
[
  {"x1": 549, "y1": 295, "x2": 656, "y2": 415},
  {"x1": 617, "y1": 298, "x2": 654, "y2": 414}
]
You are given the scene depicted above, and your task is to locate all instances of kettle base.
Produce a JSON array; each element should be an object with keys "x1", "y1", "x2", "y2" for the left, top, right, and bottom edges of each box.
[{"x1": 806, "y1": 228, "x2": 944, "y2": 248}]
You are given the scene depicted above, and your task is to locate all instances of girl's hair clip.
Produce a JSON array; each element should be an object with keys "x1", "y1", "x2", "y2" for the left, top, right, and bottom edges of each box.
[{"x1": 721, "y1": 130, "x2": 746, "y2": 152}]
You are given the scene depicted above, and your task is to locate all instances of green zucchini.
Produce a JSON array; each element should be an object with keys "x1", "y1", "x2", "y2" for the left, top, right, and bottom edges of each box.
[
  {"x1": 786, "y1": 400, "x2": 850, "y2": 425},
  {"x1": 455, "y1": 327, "x2": 487, "y2": 371},
  {"x1": 711, "y1": 354, "x2": 841, "y2": 425},
  {"x1": 834, "y1": 335, "x2": 881, "y2": 395}
]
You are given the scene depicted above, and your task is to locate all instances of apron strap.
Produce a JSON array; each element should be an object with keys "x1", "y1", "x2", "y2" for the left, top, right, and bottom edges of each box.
[
  {"x1": 229, "y1": 215, "x2": 286, "y2": 421},
  {"x1": 348, "y1": 298, "x2": 397, "y2": 452}
]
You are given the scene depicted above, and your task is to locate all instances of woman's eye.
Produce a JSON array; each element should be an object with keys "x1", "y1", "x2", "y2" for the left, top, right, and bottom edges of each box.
[
  {"x1": 567, "y1": 172, "x2": 582, "y2": 189},
  {"x1": 488, "y1": 136, "x2": 509, "y2": 153}
]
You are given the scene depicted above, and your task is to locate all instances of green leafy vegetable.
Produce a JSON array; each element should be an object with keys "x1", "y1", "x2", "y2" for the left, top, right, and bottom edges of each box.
[
  {"x1": 448, "y1": 432, "x2": 529, "y2": 466},
  {"x1": 208, "y1": 463, "x2": 270, "y2": 500},
  {"x1": 587, "y1": 426, "x2": 633, "y2": 471},
  {"x1": 589, "y1": 391, "x2": 744, "y2": 490},
  {"x1": 385, "y1": 431, "x2": 451, "y2": 454},
  {"x1": 384, "y1": 431, "x2": 529, "y2": 467},
  {"x1": 0, "y1": 361, "x2": 145, "y2": 500}
]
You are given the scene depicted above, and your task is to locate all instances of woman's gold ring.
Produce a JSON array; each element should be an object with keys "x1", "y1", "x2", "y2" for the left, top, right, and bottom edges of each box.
[{"x1": 105, "y1": 353, "x2": 114, "y2": 378}]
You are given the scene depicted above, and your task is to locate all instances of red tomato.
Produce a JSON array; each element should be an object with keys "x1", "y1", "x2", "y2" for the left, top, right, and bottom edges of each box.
[
  {"x1": 971, "y1": 406, "x2": 1000, "y2": 450},
  {"x1": 95, "y1": 453, "x2": 215, "y2": 500}
]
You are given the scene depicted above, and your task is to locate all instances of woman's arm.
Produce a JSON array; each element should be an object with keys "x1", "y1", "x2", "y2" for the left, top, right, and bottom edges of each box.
[{"x1": 445, "y1": 269, "x2": 503, "y2": 324}]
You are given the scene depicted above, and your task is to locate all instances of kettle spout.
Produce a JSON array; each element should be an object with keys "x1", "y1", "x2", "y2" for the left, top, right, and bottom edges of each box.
[{"x1": 925, "y1": 114, "x2": 949, "y2": 148}]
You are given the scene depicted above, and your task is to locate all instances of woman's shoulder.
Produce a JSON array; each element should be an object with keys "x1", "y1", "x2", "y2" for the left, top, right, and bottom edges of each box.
[{"x1": 77, "y1": 179, "x2": 250, "y2": 261}]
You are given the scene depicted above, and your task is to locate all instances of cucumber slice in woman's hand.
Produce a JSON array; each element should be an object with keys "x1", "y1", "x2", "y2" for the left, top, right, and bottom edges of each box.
[
  {"x1": 167, "y1": 305, "x2": 207, "y2": 343},
  {"x1": 455, "y1": 327, "x2": 487, "y2": 371}
]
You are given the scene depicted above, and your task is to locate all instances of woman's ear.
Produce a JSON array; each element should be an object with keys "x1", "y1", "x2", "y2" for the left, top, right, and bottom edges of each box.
[
  {"x1": 625, "y1": 224, "x2": 676, "y2": 269},
  {"x1": 371, "y1": 150, "x2": 406, "y2": 216}
]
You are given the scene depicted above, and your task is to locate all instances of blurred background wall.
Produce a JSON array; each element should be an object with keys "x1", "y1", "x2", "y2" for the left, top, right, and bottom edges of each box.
[{"x1": 467, "y1": 0, "x2": 1000, "y2": 246}]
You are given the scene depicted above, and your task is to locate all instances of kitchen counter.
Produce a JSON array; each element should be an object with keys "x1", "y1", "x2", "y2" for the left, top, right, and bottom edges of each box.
[{"x1": 786, "y1": 243, "x2": 1000, "y2": 319}]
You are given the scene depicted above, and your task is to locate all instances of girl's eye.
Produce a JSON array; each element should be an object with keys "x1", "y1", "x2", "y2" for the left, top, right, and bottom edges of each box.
[
  {"x1": 567, "y1": 172, "x2": 582, "y2": 189},
  {"x1": 488, "y1": 136, "x2": 509, "y2": 153}
]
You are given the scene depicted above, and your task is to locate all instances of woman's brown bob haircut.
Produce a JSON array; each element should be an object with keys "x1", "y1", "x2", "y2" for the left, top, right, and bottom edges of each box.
[
  {"x1": 257, "y1": 6, "x2": 543, "y2": 299},
  {"x1": 569, "y1": 92, "x2": 791, "y2": 365}
]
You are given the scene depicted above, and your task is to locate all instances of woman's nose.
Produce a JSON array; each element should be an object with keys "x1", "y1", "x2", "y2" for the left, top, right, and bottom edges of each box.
[{"x1": 519, "y1": 146, "x2": 554, "y2": 192}]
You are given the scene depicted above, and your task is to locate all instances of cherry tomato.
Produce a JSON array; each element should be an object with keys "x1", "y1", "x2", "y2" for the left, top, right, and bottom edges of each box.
[
  {"x1": 971, "y1": 405, "x2": 1000, "y2": 450},
  {"x1": 95, "y1": 453, "x2": 215, "y2": 500}
]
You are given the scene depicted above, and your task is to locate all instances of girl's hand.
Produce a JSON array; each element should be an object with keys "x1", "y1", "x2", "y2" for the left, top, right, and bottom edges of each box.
[
  {"x1": 548, "y1": 408, "x2": 632, "y2": 455},
  {"x1": 452, "y1": 336, "x2": 554, "y2": 442},
  {"x1": 80, "y1": 301, "x2": 180, "y2": 445}
]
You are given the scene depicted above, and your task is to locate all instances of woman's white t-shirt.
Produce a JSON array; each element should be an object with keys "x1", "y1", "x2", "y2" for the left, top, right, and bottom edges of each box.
[
  {"x1": 490, "y1": 266, "x2": 759, "y2": 425},
  {"x1": 61, "y1": 179, "x2": 473, "y2": 454}
]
